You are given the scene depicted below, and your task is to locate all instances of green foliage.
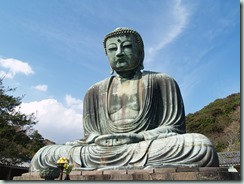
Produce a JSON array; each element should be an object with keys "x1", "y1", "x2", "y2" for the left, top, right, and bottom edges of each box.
[
  {"x1": 186, "y1": 93, "x2": 240, "y2": 152},
  {"x1": 40, "y1": 167, "x2": 60, "y2": 180},
  {"x1": 29, "y1": 130, "x2": 46, "y2": 154},
  {"x1": 0, "y1": 79, "x2": 45, "y2": 165}
]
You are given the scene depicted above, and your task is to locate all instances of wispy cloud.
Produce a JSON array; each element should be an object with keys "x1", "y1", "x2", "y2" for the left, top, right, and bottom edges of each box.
[
  {"x1": 33, "y1": 84, "x2": 48, "y2": 92},
  {"x1": 0, "y1": 58, "x2": 34, "y2": 79},
  {"x1": 145, "y1": 0, "x2": 191, "y2": 63}
]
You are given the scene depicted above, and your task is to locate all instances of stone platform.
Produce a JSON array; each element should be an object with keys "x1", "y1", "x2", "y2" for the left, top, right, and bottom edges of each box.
[{"x1": 13, "y1": 167, "x2": 240, "y2": 181}]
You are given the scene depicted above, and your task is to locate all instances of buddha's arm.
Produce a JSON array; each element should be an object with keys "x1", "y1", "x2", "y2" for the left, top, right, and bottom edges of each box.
[
  {"x1": 137, "y1": 73, "x2": 186, "y2": 141},
  {"x1": 65, "y1": 132, "x2": 100, "y2": 145}
]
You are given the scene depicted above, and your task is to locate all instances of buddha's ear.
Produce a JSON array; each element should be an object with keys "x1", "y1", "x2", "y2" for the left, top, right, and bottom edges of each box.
[
  {"x1": 140, "y1": 63, "x2": 144, "y2": 71},
  {"x1": 110, "y1": 68, "x2": 114, "y2": 75},
  {"x1": 138, "y1": 50, "x2": 144, "y2": 70}
]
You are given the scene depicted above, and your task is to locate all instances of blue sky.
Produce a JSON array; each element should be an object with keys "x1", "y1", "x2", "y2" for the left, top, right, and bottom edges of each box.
[{"x1": 0, "y1": 0, "x2": 240, "y2": 144}]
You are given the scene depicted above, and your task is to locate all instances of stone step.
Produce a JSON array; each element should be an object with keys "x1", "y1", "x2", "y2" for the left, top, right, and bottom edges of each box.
[{"x1": 13, "y1": 167, "x2": 240, "y2": 180}]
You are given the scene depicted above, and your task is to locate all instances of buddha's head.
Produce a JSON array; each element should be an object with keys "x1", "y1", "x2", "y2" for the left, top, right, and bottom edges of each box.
[{"x1": 103, "y1": 27, "x2": 144, "y2": 73}]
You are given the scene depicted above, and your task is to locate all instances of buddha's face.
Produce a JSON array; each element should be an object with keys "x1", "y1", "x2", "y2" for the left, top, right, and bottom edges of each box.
[{"x1": 106, "y1": 34, "x2": 142, "y2": 72}]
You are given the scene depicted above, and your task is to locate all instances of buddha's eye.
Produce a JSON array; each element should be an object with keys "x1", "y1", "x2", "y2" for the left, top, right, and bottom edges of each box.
[
  {"x1": 108, "y1": 46, "x2": 117, "y2": 52},
  {"x1": 123, "y1": 42, "x2": 132, "y2": 49}
]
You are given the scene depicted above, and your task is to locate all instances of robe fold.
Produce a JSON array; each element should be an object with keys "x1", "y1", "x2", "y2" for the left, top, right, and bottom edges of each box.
[{"x1": 30, "y1": 71, "x2": 219, "y2": 171}]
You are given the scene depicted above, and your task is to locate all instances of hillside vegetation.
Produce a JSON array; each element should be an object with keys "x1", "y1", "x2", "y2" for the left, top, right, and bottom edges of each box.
[{"x1": 186, "y1": 93, "x2": 240, "y2": 152}]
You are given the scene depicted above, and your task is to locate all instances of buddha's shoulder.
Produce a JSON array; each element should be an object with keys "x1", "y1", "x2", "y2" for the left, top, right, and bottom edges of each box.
[
  {"x1": 86, "y1": 77, "x2": 111, "y2": 92},
  {"x1": 143, "y1": 71, "x2": 175, "y2": 81}
]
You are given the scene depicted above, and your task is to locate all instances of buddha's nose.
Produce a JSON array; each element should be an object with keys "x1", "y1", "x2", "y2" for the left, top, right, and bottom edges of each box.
[{"x1": 116, "y1": 47, "x2": 124, "y2": 57}]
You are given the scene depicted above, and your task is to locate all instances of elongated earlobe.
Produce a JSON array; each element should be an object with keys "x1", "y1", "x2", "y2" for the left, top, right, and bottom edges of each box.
[
  {"x1": 140, "y1": 63, "x2": 144, "y2": 70},
  {"x1": 110, "y1": 68, "x2": 114, "y2": 75}
]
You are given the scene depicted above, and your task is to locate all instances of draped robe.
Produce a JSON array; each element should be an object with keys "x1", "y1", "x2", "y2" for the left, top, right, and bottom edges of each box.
[{"x1": 30, "y1": 71, "x2": 219, "y2": 171}]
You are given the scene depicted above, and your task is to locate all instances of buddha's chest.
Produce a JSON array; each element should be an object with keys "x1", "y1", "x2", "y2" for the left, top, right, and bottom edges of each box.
[{"x1": 108, "y1": 78, "x2": 141, "y2": 115}]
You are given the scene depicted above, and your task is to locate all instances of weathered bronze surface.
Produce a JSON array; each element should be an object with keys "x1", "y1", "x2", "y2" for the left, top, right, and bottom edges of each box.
[{"x1": 30, "y1": 27, "x2": 219, "y2": 171}]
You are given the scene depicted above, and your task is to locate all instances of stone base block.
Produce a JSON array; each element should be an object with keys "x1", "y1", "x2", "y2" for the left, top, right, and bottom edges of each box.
[{"x1": 13, "y1": 167, "x2": 240, "y2": 180}]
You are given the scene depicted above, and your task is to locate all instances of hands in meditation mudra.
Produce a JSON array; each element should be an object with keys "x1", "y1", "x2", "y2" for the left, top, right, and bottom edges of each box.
[{"x1": 30, "y1": 27, "x2": 219, "y2": 171}]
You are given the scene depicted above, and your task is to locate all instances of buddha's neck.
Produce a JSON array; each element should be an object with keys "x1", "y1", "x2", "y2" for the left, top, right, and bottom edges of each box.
[{"x1": 116, "y1": 69, "x2": 142, "y2": 80}]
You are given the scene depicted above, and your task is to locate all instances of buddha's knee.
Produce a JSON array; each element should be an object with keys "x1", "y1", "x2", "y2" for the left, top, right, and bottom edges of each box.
[{"x1": 187, "y1": 133, "x2": 214, "y2": 145}]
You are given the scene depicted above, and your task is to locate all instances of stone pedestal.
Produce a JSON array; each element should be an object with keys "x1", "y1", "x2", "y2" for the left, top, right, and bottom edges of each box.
[{"x1": 13, "y1": 167, "x2": 240, "y2": 180}]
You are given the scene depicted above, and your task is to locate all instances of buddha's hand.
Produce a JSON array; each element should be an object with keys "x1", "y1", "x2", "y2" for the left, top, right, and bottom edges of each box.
[
  {"x1": 85, "y1": 132, "x2": 100, "y2": 144},
  {"x1": 94, "y1": 133, "x2": 144, "y2": 147},
  {"x1": 65, "y1": 132, "x2": 100, "y2": 145}
]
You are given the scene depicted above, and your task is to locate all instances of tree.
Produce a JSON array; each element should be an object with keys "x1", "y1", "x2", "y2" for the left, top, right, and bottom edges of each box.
[
  {"x1": 0, "y1": 78, "x2": 38, "y2": 165},
  {"x1": 29, "y1": 130, "x2": 45, "y2": 154}
]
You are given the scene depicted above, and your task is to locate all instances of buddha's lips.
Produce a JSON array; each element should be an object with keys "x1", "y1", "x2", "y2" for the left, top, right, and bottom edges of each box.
[{"x1": 116, "y1": 58, "x2": 126, "y2": 63}]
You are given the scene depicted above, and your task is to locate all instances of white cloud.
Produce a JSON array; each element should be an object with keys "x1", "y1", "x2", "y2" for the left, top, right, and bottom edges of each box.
[
  {"x1": 20, "y1": 96, "x2": 84, "y2": 144},
  {"x1": 0, "y1": 58, "x2": 34, "y2": 79},
  {"x1": 33, "y1": 84, "x2": 48, "y2": 92},
  {"x1": 65, "y1": 94, "x2": 83, "y2": 112},
  {"x1": 146, "y1": 0, "x2": 191, "y2": 63}
]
